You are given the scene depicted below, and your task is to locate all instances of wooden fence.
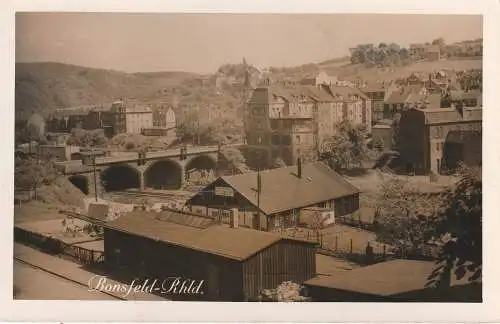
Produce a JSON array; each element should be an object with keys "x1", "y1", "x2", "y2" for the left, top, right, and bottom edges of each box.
[{"x1": 275, "y1": 227, "x2": 394, "y2": 265}]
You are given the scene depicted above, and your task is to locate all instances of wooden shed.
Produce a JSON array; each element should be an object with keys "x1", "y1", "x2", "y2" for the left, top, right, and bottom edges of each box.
[{"x1": 103, "y1": 210, "x2": 316, "y2": 301}]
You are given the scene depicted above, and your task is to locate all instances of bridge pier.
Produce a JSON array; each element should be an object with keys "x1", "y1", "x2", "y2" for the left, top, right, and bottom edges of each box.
[{"x1": 139, "y1": 171, "x2": 146, "y2": 191}]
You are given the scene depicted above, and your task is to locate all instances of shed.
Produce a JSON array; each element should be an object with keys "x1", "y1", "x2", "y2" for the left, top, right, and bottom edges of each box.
[{"x1": 103, "y1": 209, "x2": 317, "y2": 301}]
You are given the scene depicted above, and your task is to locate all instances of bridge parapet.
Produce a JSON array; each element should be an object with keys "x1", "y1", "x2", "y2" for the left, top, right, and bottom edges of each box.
[{"x1": 93, "y1": 145, "x2": 219, "y2": 166}]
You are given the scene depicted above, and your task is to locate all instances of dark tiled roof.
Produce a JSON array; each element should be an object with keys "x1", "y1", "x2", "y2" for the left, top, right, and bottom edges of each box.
[
  {"x1": 217, "y1": 162, "x2": 359, "y2": 215},
  {"x1": 450, "y1": 90, "x2": 482, "y2": 102},
  {"x1": 445, "y1": 130, "x2": 482, "y2": 144},
  {"x1": 423, "y1": 107, "x2": 482, "y2": 125},
  {"x1": 106, "y1": 210, "x2": 285, "y2": 261},
  {"x1": 362, "y1": 83, "x2": 386, "y2": 93},
  {"x1": 385, "y1": 85, "x2": 426, "y2": 104},
  {"x1": 305, "y1": 259, "x2": 472, "y2": 296},
  {"x1": 302, "y1": 86, "x2": 337, "y2": 102}
]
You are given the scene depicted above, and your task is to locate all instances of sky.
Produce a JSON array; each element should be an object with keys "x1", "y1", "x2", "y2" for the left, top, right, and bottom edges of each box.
[{"x1": 15, "y1": 13, "x2": 482, "y2": 74}]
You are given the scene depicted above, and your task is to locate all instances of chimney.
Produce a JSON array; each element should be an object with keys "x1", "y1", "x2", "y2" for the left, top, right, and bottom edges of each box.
[
  {"x1": 230, "y1": 208, "x2": 239, "y2": 228},
  {"x1": 297, "y1": 157, "x2": 302, "y2": 179}
]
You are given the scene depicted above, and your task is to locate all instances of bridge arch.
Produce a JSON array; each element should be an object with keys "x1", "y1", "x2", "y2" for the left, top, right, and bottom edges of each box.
[
  {"x1": 101, "y1": 164, "x2": 141, "y2": 192},
  {"x1": 185, "y1": 154, "x2": 217, "y2": 184},
  {"x1": 68, "y1": 175, "x2": 89, "y2": 195},
  {"x1": 144, "y1": 159, "x2": 183, "y2": 190},
  {"x1": 186, "y1": 154, "x2": 217, "y2": 172}
]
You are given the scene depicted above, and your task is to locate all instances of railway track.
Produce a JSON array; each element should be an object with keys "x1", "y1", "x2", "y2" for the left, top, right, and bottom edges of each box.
[
  {"x1": 14, "y1": 257, "x2": 126, "y2": 301},
  {"x1": 107, "y1": 190, "x2": 192, "y2": 200}
]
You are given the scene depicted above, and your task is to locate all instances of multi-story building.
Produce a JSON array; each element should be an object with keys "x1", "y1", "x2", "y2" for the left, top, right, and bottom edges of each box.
[
  {"x1": 108, "y1": 100, "x2": 153, "y2": 135},
  {"x1": 409, "y1": 44, "x2": 440, "y2": 61},
  {"x1": 244, "y1": 86, "x2": 315, "y2": 168},
  {"x1": 152, "y1": 106, "x2": 176, "y2": 129},
  {"x1": 300, "y1": 71, "x2": 338, "y2": 87},
  {"x1": 361, "y1": 83, "x2": 387, "y2": 122},
  {"x1": 321, "y1": 85, "x2": 372, "y2": 133},
  {"x1": 397, "y1": 105, "x2": 482, "y2": 175},
  {"x1": 427, "y1": 45, "x2": 441, "y2": 61},
  {"x1": 244, "y1": 84, "x2": 372, "y2": 168},
  {"x1": 383, "y1": 85, "x2": 429, "y2": 119}
]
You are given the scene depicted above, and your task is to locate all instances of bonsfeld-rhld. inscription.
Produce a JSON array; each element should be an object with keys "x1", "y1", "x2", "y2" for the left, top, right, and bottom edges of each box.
[{"x1": 88, "y1": 275, "x2": 205, "y2": 298}]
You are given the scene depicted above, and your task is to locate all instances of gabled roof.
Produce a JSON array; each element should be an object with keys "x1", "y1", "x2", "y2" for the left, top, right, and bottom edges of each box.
[
  {"x1": 385, "y1": 85, "x2": 426, "y2": 104},
  {"x1": 362, "y1": 82, "x2": 387, "y2": 93},
  {"x1": 105, "y1": 210, "x2": 290, "y2": 261},
  {"x1": 302, "y1": 86, "x2": 337, "y2": 102},
  {"x1": 204, "y1": 162, "x2": 359, "y2": 215},
  {"x1": 248, "y1": 86, "x2": 292, "y2": 104}
]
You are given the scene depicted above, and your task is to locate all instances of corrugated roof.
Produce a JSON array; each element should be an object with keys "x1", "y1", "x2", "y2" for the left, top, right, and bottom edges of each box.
[
  {"x1": 305, "y1": 259, "x2": 472, "y2": 296},
  {"x1": 106, "y1": 210, "x2": 284, "y2": 261},
  {"x1": 218, "y1": 162, "x2": 359, "y2": 215}
]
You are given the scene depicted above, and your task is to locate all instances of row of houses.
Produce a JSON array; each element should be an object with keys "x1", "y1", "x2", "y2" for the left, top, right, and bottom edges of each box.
[{"x1": 46, "y1": 100, "x2": 177, "y2": 137}]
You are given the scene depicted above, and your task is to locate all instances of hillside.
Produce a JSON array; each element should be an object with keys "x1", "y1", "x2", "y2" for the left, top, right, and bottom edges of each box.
[
  {"x1": 326, "y1": 58, "x2": 482, "y2": 83},
  {"x1": 16, "y1": 54, "x2": 482, "y2": 121},
  {"x1": 15, "y1": 62, "x2": 198, "y2": 120}
]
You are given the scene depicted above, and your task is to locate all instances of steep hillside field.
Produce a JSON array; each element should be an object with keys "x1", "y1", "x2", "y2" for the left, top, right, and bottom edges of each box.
[{"x1": 325, "y1": 59, "x2": 482, "y2": 82}]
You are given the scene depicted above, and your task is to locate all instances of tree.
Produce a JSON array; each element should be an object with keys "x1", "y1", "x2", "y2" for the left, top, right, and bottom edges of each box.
[
  {"x1": 15, "y1": 156, "x2": 61, "y2": 198},
  {"x1": 372, "y1": 137, "x2": 385, "y2": 152},
  {"x1": 320, "y1": 121, "x2": 369, "y2": 171},
  {"x1": 373, "y1": 172, "x2": 445, "y2": 258},
  {"x1": 220, "y1": 146, "x2": 250, "y2": 174},
  {"x1": 432, "y1": 37, "x2": 446, "y2": 51},
  {"x1": 15, "y1": 121, "x2": 47, "y2": 146},
  {"x1": 307, "y1": 210, "x2": 329, "y2": 243},
  {"x1": 66, "y1": 128, "x2": 108, "y2": 148},
  {"x1": 426, "y1": 164, "x2": 482, "y2": 289}
]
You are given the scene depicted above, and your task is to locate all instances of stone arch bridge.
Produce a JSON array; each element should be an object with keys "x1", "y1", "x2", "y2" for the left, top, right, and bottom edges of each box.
[{"x1": 59, "y1": 146, "x2": 219, "y2": 195}]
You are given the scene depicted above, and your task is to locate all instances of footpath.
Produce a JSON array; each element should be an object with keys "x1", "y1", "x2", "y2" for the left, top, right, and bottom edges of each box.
[{"x1": 14, "y1": 243, "x2": 168, "y2": 301}]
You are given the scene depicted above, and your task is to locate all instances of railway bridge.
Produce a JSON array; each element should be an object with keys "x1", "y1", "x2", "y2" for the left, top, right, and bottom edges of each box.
[{"x1": 57, "y1": 145, "x2": 219, "y2": 195}]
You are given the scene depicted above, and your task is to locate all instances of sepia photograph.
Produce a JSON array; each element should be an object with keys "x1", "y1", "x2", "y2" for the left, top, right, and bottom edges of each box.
[{"x1": 12, "y1": 12, "x2": 483, "y2": 304}]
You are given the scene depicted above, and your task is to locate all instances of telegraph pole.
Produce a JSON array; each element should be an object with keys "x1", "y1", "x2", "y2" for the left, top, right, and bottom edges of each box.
[
  {"x1": 197, "y1": 118, "x2": 200, "y2": 146},
  {"x1": 92, "y1": 152, "x2": 98, "y2": 202}
]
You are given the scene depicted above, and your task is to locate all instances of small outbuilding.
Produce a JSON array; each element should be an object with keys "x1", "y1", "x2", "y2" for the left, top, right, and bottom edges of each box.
[{"x1": 103, "y1": 209, "x2": 317, "y2": 301}]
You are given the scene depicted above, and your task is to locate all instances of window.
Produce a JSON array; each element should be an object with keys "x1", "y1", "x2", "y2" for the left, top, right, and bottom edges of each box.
[
  {"x1": 270, "y1": 120, "x2": 279, "y2": 130},
  {"x1": 255, "y1": 120, "x2": 264, "y2": 130},
  {"x1": 282, "y1": 135, "x2": 291, "y2": 146},
  {"x1": 271, "y1": 134, "x2": 280, "y2": 145},
  {"x1": 274, "y1": 215, "x2": 282, "y2": 229},
  {"x1": 283, "y1": 120, "x2": 292, "y2": 130},
  {"x1": 436, "y1": 142, "x2": 440, "y2": 151},
  {"x1": 295, "y1": 135, "x2": 301, "y2": 144}
]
